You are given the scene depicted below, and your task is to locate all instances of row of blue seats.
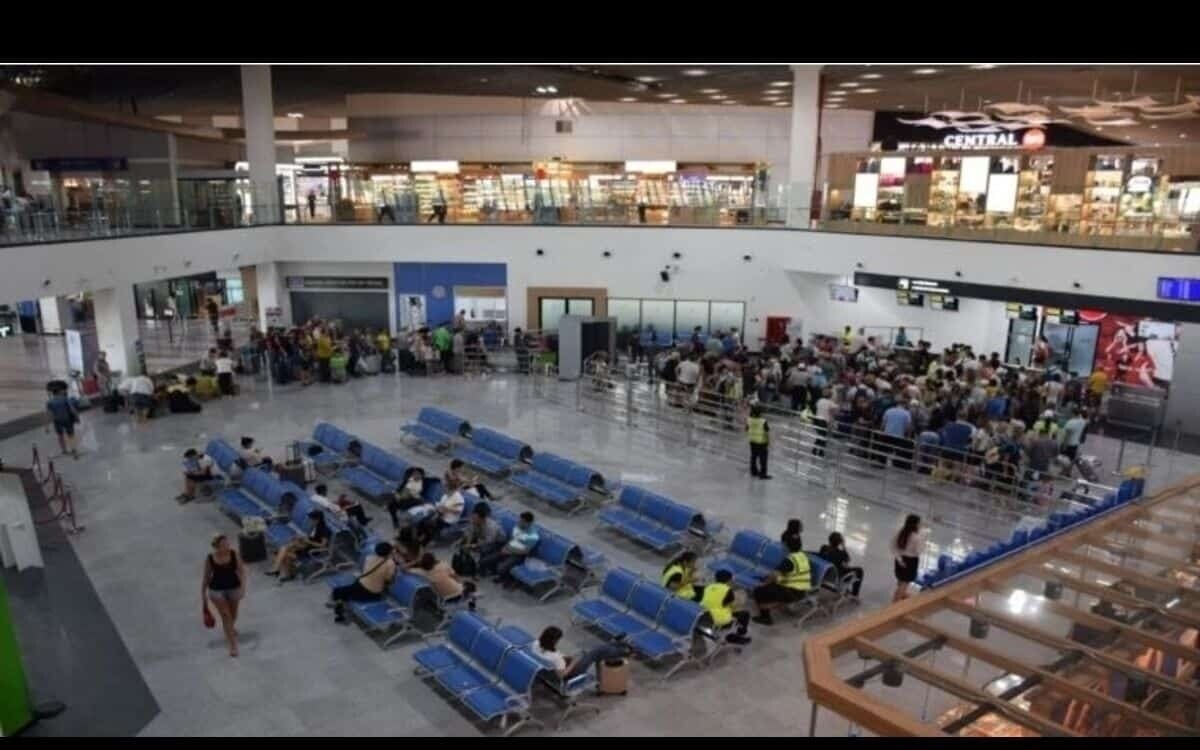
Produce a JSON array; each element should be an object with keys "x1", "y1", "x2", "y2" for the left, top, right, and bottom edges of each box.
[
  {"x1": 917, "y1": 478, "x2": 1147, "y2": 588},
  {"x1": 296, "y1": 422, "x2": 361, "y2": 471},
  {"x1": 414, "y1": 611, "x2": 572, "y2": 736},
  {"x1": 706, "y1": 529, "x2": 842, "y2": 623},
  {"x1": 598, "y1": 485, "x2": 720, "y2": 554},
  {"x1": 339, "y1": 439, "x2": 414, "y2": 498},
  {"x1": 510, "y1": 452, "x2": 606, "y2": 514},
  {"x1": 484, "y1": 504, "x2": 605, "y2": 601},
  {"x1": 204, "y1": 437, "x2": 242, "y2": 478},
  {"x1": 400, "y1": 407, "x2": 472, "y2": 452},
  {"x1": 570, "y1": 568, "x2": 716, "y2": 681},
  {"x1": 326, "y1": 537, "x2": 442, "y2": 647}
]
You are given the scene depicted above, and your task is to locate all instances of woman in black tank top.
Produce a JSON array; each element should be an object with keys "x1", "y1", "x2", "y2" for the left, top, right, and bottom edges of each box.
[{"x1": 202, "y1": 534, "x2": 246, "y2": 657}]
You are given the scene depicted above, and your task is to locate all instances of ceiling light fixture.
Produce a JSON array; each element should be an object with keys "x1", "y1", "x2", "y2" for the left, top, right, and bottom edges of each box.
[
  {"x1": 839, "y1": 81, "x2": 861, "y2": 88},
  {"x1": 860, "y1": 73, "x2": 883, "y2": 79},
  {"x1": 546, "y1": 85, "x2": 558, "y2": 94},
  {"x1": 772, "y1": 101, "x2": 789, "y2": 107},
  {"x1": 710, "y1": 94, "x2": 727, "y2": 100},
  {"x1": 698, "y1": 88, "x2": 721, "y2": 94},
  {"x1": 681, "y1": 69, "x2": 708, "y2": 77},
  {"x1": 656, "y1": 92, "x2": 676, "y2": 98},
  {"x1": 913, "y1": 68, "x2": 939, "y2": 75},
  {"x1": 969, "y1": 64, "x2": 998, "y2": 70},
  {"x1": 619, "y1": 97, "x2": 638, "y2": 102},
  {"x1": 769, "y1": 81, "x2": 792, "y2": 87},
  {"x1": 669, "y1": 98, "x2": 688, "y2": 104},
  {"x1": 1150, "y1": 124, "x2": 1159, "y2": 129},
  {"x1": 721, "y1": 100, "x2": 739, "y2": 105},
  {"x1": 854, "y1": 88, "x2": 879, "y2": 94},
  {"x1": 635, "y1": 76, "x2": 660, "y2": 83},
  {"x1": 825, "y1": 104, "x2": 842, "y2": 109},
  {"x1": 1182, "y1": 133, "x2": 1189, "y2": 139},
  {"x1": 286, "y1": 112, "x2": 304, "y2": 118}
]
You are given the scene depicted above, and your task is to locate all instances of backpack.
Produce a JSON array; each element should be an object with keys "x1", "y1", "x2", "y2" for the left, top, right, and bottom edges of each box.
[{"x1": 451, "y1": 549, "x2": 478, "y2": 578}]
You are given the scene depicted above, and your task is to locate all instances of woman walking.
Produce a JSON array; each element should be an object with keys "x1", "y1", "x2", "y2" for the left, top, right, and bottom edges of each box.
[
  {"x1": 202, "y1": 534, "x2": 246, "y2": 657},
  {"x1": 891, "y1": 514, "x2": 923, "y2": 603}
]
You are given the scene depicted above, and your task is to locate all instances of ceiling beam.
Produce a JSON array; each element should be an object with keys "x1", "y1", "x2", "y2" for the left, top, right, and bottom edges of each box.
[
  {"x1": 850, "y1": 637, "x2": 1077, "y2": 737},
  {"x1": 943, "y1": 597, "x2": 1200, "y2": 703},
  {"x1": 902, "y1": 618, "x2": 1198, "y2": 737},
  {"x1": 1009, "y1": 565, "x2": 1200, "y2": 630},
  {"x1": 1053, "y1": 549, "x2": 1200, "y2": 599},
  {"x1": 980, "y1": 580, "x2": 1200, "y2": 663},
  {"x1": 1082, "y1": 539, "x2": 1200, "y2": 577}
]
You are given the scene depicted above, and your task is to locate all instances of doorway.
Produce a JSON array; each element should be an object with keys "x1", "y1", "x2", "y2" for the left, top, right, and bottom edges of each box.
[
  {"x1": 1005, "y1": 318, "x2": 1037, "y2": 366},
  {"x1": 1043, "y1": 322, "x2": 1099, "y2": 376},
  {"x1": 538, "y1": 297, "x2": 595, "y2": 332}
]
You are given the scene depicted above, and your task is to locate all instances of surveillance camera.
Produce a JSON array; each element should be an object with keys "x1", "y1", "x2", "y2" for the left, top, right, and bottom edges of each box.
[
  {"x1": 232, "y1": 252, "x2": 240, "y2": 260},
  {"x1": 672, "y1": 251, "x2": 682, "y2": 260},
  {"x1": 742, "y1": 254, "x2": 752, "y2": 262},
  {"x1": 954, "y1": 270, "x2": 963, "y2": 278},
  {"x1": 535, "y1": 249, "x2": 545, "y2": 257},
  {"x1": 42, "y1": 279, "x2": 52, "y2": 287},
  {"x1": 659, "y1": 270, "x2": 670, "y2": 283},
  {"x1": 855, "y1": 262, "x2": 864, "y2": 269},
  {"x1": 602, "y1": 250, "x2": 612, "y2": 258},
  {"x1": 1072, "y1": 281, "x2": 1081, "y2": 289},
  {"x1": 183, "y1": 260, "x2": 192, "y2": 268}
]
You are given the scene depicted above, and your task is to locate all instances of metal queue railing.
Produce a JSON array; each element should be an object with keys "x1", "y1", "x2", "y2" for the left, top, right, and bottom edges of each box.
[{"x1": 540, "y1": 362, "x2": 1119, "y2": 541}]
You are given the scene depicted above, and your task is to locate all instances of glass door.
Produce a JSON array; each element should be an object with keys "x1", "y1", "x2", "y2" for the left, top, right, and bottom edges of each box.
[
  {"x1": 1067, "y1": 324, "x2": 1099, "y2": 376},
  {"x1": 1005, "y1": 319, "x2": 1036, "y2": 366}
]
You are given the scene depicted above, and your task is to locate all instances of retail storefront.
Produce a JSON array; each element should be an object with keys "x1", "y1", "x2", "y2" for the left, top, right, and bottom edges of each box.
[{"x1": 824, "y1": 115, "x2": 1200, "y2": 251}]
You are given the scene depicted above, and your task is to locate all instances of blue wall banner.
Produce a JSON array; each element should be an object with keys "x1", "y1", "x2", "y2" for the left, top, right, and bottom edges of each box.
[{"x1": 394, "y1": 263, "x2": 507, "y2": 328}]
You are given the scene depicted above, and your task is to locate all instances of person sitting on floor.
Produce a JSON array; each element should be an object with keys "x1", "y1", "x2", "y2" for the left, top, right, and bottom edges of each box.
[
  {"x1": 266, "y1": 510, "x2": 330, "y2": 582},
  {"x1": 166, "y1": 378, "x2": 203, "y2": 414},
  {"x1": 177, "y1": 448, "x2": 214, "y2": 503},
  {"x1": 818, "y1": 531, "x2": 863, "y2": 599},
  {"x1": 662, "y1": 550, "x2": 704, "y2": 602},
  {"x1": 701, "y1": 568, "x2": 753, "y2": 645},
  {"x1": 532, "y1": 625, "x2": 631, "y2": 681},
  {"x1": 750, "y1": 535, "x2": 812, "y2": 626},
  {"x1": 407, "y1": 552, "x2": 476, "y2": 610},
  {"x1": 480, "y1": 511, "x2": 538, "y2": 586},
  {"x1": 329, "y1": 541, "x2": 396, "y2": 624},
  {"x1": 444, "y1": 458, "x2": 496, "y2": 502}
]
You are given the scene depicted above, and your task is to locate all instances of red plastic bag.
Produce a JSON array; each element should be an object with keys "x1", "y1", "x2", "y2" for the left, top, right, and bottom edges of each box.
[{"x1": 202, "y1": 600, "x2": 215, "y2": 629}]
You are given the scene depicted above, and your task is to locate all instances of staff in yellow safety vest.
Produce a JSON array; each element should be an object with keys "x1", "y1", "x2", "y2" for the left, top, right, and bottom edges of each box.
[
  {"x1": 700, "y1": 569, "x2": 752, "y2": 645},
  {"x1": 746, "y1": 404, "x2": 772, "y2": 480},
  {"x1": 661, "y1": 551, "x2": 703, "y2": 602},
  {"x1": 750, "y1": 536, "x2": 812, "y2": 626}
]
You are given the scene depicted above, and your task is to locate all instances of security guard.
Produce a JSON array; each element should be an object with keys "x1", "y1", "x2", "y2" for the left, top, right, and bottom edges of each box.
[
  {"x1": 747, "y1": 404, "x2": 772, "y2": 479},
  {"x1": 662, "y1": 551, "x2": 702, "y2": 602},
  {"x1": 701, "y1": 568, "x2": 752, "y2": 645},
  {"x1": 751, "y1": 536, "x2": 812, "y2": 626}
]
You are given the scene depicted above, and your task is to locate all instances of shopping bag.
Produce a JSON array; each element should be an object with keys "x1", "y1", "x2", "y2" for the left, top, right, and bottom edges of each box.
[{"x1": 202, "y1": 599, "x2": 215, "y2": 629}]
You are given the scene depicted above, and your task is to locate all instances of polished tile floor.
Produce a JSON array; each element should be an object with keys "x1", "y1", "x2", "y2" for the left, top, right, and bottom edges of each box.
[{"x1": 3, "y1": 369, "x2": 1197, "y2": 736}]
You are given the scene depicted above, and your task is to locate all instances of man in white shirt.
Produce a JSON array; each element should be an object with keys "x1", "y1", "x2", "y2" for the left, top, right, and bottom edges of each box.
[
  {"x1": 120, "y1": 373, "x2": 157, "y2": 421},
  {"x1": 417, "y1": 481, "x2": 465, "y2": 543},
  {"x1": 675, "y1": 353, "x2": 701, "y2": 405},
  {"x1": 215, "y1": 350, "x2": 237, "y2": 396}
]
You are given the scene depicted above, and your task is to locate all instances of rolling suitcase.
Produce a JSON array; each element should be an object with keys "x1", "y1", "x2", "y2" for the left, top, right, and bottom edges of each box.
[{"x1": 1075, "y1": 455, "x2": 1101, "y2": 483}]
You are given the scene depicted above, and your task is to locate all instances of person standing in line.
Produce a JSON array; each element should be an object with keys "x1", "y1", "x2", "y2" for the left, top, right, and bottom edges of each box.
[
  {"x1": 202, "y1": 534, "x2": 246, "y2": 657},
  {"x1": 891, "y1": 514, "x2": 923, "y2": 603},
  {"x1": 93, "y1": 350, "x2": 113, "y2": 397},
  {"x1": 746, "y1": 403, "x2": 772, "y2": 479},
  {"x1": 45, "y1": 384, "x2": 80, "y2": 458}
]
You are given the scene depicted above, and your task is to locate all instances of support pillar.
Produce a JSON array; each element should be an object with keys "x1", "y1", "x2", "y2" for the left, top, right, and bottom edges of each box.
[
  {"x1": 786, "y1": 65, "x2": 822, "y2": 228},
  {"x1": 165, "y1": 133, "x2": 181, "y2": 226},
  {"x1": 94, "y1": 287, "x2": 141, "y2": 377},
  {"x1": 255, "y1": 261, "x2": 291, "y2": 330},
  {"x1": 239, "y1": 65, "x2": 278, "y2": 224}
]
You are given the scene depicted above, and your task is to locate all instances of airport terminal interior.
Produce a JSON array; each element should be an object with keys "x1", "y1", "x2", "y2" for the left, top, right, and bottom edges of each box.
[{"x1": 1, "y1": 61, "x2": 1200, "y2": 738}]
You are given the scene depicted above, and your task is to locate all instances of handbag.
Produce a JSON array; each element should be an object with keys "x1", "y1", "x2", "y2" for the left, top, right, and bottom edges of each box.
[
  {"x1": 202, "y1": 599, "x2": 215, "y2": 629},
  {"x1": 451, "y1": 549, "x2": 478, "y2": 578}
]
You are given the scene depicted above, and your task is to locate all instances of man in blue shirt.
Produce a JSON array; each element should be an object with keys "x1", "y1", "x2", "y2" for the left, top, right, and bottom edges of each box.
[
  {"x1": 45, "y1": 385, "x2": 80, "y2": 458},
  {"x1": 482, "y1": 511, "x2": 540, "y2": 587},
  {"x1": 881, "y1": 400, "x2": 914, "y2": 470}
]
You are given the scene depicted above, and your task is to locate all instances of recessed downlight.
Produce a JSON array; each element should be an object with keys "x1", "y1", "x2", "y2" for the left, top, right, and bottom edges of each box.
[
  {"x1": 619, "y1": 97, "x2": 638, "y2": 102},
  {"x1": 860, "y1": 73, "x2": 883, "y2": 79},
  {"x1": 853, "y1": 88, "x2": 879, "y2": 94},
  {"x1": 913, "y1": 68, "x2": 939, "y2": 75},
  {"x1": 698, "y1": 88, "x2": 721, "y2": 94},
  {"x1": 636, "y1": 76, "x2": 661, "y2": 83},
  {"x1": 656, "y1": 92, "x2": 677, "y2": 98},
  {"x1": 681, "y1": 68, "x2": 708, "y2": 77},
  {"x1": 669, "y1": 98, "x2": 688, "y2": 104},
  {"x1": 839, "y1": 81, "x2": 861, "y2": 88},
  {"x1": 969, "y1": 64, "x2": 998, "y2": 70},
  {"x1": 769, "y1": 80, "x2": 792, "y2": 87}
]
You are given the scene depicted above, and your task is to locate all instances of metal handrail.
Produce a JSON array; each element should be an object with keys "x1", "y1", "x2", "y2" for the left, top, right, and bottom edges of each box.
[{"x1": 550, "y1": 362, "x2": 1118, "y2": 541}]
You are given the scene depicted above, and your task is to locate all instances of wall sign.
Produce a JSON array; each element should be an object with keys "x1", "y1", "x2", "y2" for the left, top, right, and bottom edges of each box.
[
  {"x1": 29, "y1": 157, "x2": 128, "y2": 172},
  {"x1": 872, "y1": 112, "x2": 1124, "y2": 153},
  {"x1": 1157, "y1": 277, "x2": 1200, "y2": 302},
  {"x1": 286, "y1": 276, "x2": 388, "y2": 291}
]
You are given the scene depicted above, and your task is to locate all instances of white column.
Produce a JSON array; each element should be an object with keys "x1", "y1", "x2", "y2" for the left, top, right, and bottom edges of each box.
[
  {"x1": 240, "y1": 65, "x2": 277, "y2": 223},
  {"x1": 786, "y1": 65, "x2": 822, "y2": 228},
  {"x1": 94, "y1": 286, "x2": 141, "y2": 377},
  {"x1": 165, "y1": 133, "x2": 181, "y2": 226},
  {"x1": 255, "y1": 261, "x2": 291, "y2": 330}
]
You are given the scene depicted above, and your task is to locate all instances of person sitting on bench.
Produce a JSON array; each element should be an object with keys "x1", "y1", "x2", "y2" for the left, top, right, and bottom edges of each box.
[
  {"x1": 177, "y1": 448, "x2": 214, "y2": 503},
  {"x1": 701, "y1": 569, "x2": 752, "y2": 645},
  {"x1": 480, "y1": 511, "x2": 538, "y2": 586},
  {"x1": 662, "y1": 550, "x2": 704, "y2": 602},
  {"x1": 444, "y1": 458, "x2": 496, "y2": 502},
  {"x1": 266, "y1": 510, "x2": 330, "y2": 581},
  {"x1": 238, "y1": 436, "x2": 266, "y2": 467},
  {"x1": 309, "y1": 483, "x2": 373, "y2": 530},
  {"x1": 406, "y1": 551, "x2": 476, "y2": 610},
  {"x1": 750, "y1": 535, "x2": 811, "y2": 626},
  {"x1": 818, "y1": 531, "x2": 863, "y2": 598},
  {"x1": 329, "y1": 541, "x2": 396, "y2": 624},
  {"x1": 388, "y1": 467, "x2": 428, "y2": 529},
  {"x1": 415, "y1": 478, "x2": 465, "y2": 544},
  {"x1": 533, "y1": 625, "x2": 631, "y2": 680}
]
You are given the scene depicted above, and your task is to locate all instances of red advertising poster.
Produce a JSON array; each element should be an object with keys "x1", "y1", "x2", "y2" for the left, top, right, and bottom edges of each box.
[{"x1": 1086, "y1": 310, "x2": 1178, "y2": 387}]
